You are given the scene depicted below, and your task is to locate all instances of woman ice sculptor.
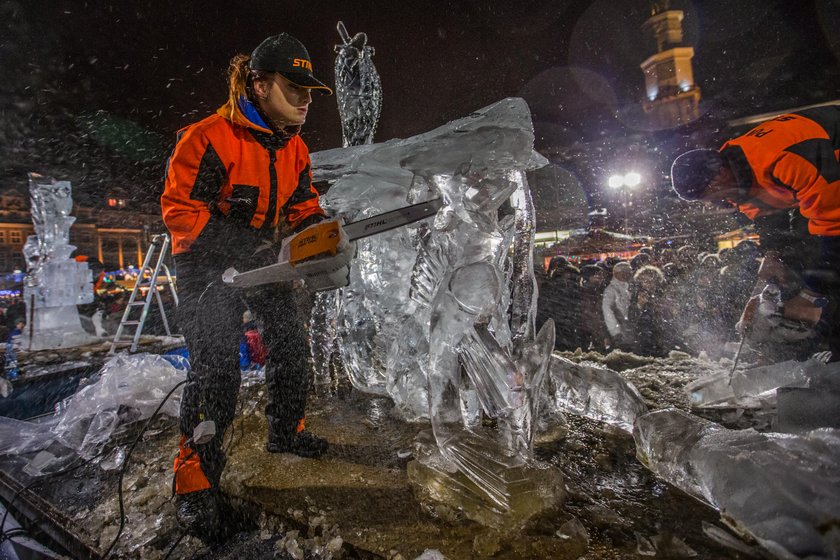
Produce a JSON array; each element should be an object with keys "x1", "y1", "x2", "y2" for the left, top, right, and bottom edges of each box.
[{"x1": 160, "y1": 33, "x2": 332, "y2": 541}]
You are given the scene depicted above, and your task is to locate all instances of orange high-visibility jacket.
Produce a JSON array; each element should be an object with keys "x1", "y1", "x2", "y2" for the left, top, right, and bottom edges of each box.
[
  {"x1": 161, "y1": 97, "x2": 325, "y2": 255},
  {"x1": 720, "y1": 106, "x2": 840, "y2": 236}
]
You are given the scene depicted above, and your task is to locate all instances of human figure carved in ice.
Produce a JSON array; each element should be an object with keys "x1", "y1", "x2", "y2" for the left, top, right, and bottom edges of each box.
[{"x1": 310, "y1": 98, "x2": 557, "y2": 515}]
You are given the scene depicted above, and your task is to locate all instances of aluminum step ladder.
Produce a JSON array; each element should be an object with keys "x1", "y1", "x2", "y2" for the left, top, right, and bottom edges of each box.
[{"x1": 109, "y1": 233, "x2": 179, "y2": 354}]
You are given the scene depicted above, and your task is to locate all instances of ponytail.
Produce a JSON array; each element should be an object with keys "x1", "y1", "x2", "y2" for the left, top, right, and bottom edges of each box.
[
  {"x1": 218, "y1": 53, "x2": 276, "y2": 129},
  {"x1": 227, "y1": 54, "x2": 252, "y2": 108}
]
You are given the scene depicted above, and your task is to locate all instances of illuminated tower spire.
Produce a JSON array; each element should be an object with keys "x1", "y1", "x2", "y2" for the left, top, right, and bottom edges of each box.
[{"x1": 640, "y1": 1, "x2": 701, "y2": 127}]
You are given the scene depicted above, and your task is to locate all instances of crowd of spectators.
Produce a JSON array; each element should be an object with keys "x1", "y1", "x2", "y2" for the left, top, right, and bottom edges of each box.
[{"x1": 536, "y1": 241, "x2": 762, "y2": 358}]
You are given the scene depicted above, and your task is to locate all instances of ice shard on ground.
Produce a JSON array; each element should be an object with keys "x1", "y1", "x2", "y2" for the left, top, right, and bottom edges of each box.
[
  {"x1": 549, "y1": 356, "x2": 648, "y2": 432},
  {"x1": 685, "y1": 358, "x2": 839, "y2": 409},
  {"x1": 21, "y1": 173, "x2": 96, "y2": 350},
  {"x1": 775, "y1": 361, "x2": 840, "y2": 433},
  {"x1": 634, "y1": 408, "x2": 840, "y2": 559},
  {"x1": 309, "y1": 98, "x2": 562, "y2": 526}
]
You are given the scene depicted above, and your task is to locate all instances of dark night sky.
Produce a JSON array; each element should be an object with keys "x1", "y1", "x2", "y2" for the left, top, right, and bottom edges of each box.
[{"x1": 1, "y1": 0, "x2": 839, "y2": 206}]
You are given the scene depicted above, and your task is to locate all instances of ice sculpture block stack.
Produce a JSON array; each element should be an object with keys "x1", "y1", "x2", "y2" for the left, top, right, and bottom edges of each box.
[
  {"x1": 310, "y1": 98, "x2": 563, "y2": 527},
  {"x1": 22, "y1": 173, "x2": 95, "y2": 350}
]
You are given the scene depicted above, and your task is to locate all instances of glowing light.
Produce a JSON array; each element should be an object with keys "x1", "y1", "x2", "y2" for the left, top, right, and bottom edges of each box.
[
  {"x1": 624, "y1": 172, "x2": 641, "y2": 187},
  {"x1": 608, "y1": 175, "x2": 624, "y2": 188}
]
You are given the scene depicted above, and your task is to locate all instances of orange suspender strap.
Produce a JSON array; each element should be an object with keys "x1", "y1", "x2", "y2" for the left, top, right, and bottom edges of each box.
[
  {"x1": 173, "y1": 435, "x2": 211, "y2": 495},
  {"x1": 297, "y1": 418, "x2": 305, "y2": 433}
]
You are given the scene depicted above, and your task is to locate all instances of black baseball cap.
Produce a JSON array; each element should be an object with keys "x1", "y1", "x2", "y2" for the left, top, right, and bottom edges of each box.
[
  {"x1": 250, "y1": 33, "x2": 333, "y2": 95},
  {"x1": 670, "y1": 149, "x2": 725, "y2": 201}
]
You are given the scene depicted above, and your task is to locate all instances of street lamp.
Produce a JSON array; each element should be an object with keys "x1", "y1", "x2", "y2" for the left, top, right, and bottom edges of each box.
[{"x1": 607, "y1": 172, "x2": 641, "y2": 234}]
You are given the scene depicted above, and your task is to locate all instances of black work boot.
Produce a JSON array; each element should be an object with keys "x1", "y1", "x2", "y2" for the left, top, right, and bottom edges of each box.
[
  {"x1": 266, "y1": 416, "x2": 328, "y2": 458},
  {"x1": 174, "y1": 489, "x2": 232, "y2": 543}
]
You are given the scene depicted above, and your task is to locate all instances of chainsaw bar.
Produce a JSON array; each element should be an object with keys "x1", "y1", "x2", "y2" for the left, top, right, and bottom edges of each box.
[{"x1": 343, "y1": 198, "x2": 442, "y2": 241}]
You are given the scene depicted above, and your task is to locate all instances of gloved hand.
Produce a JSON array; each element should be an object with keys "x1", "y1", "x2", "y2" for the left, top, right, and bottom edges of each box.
[
  {"x1": 737, "y1": 258, "x2": 791, "y2": 335},
  {"x1": 735, "y1": 295, "x2": 760, "y2": 335},
  {"x1": 782, "y1": 294, "x2": 823, "y2": 325},
  {"x1": 756, "y1": 251, "x2": 796, "y2": 287}
]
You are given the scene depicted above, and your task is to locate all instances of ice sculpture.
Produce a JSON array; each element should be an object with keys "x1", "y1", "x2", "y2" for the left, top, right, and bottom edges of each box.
[
  {"x1": 549, "y1": 356, "x2": 648, "y2": 432},
  {"x1": 21, "y1": 173, "x2": 95, "y2": 351},
  {"x1": 309, "y1": 98, "x2": 563, "y2": 527},
  {"x1": 634, "y1": 409, "x2": 840, "y2": 559},
  {"x1": 334, "y1": 21, "x2": 382, "y2": 147}
]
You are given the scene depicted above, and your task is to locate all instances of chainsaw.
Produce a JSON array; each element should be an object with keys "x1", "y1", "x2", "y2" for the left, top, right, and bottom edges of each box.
[{"x1": 222, "y1": 198, "x2": 442, "y2": 291}]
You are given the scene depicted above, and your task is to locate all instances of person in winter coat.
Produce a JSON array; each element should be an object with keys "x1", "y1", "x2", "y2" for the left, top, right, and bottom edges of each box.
[
  {"x1": 161, "y1": 33, "x2": 333, "y2": 541},
  {"x1": 627, "y1": 265, "x2": 667, "y2": 356},
  {"x1": 538, "y1": 260, "x2": 582, "y2": 350},
  {"x1": 578, "y1": 265, "x2": 609, "y2": 351},
  {"x1": 239, "y1": 310, "x2": 267, "y2": 370},
  {"x1": 4, "y1": 300, "x2": 24, "y2": 330},
  {"x1": 3, "y1": 319, "x2": 24, "y2": 380},
  {"x1": 602, "y1": 261, "x2": 633, "y2": 349},
  {"x1": 672, "y1": 106, "x2": 840, "y2": 361}
]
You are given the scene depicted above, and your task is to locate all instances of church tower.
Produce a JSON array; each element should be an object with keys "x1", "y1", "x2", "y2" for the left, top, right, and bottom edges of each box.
[{"x1": 639, "y1": 1, "x2": 701, "y2": 128}]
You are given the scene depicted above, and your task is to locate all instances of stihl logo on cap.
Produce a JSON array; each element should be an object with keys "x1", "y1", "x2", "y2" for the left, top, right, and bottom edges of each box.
[{"x1": 293, "y1": 58, "x2": 313, "y2": 71}]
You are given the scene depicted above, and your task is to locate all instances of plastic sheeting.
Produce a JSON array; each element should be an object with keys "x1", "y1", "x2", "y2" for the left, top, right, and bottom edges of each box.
[{"x1": 0, "y1": 353, "x2": 186, "y2": 475}]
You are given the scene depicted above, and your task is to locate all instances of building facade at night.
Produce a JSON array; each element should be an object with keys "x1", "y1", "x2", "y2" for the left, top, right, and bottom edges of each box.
[{"x1": 0, "y1": 186, "x2": 164, "y2": 274}]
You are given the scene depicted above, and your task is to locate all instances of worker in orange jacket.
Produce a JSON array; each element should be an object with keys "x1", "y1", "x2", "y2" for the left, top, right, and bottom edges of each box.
[
  {"x1": 161, "y1": 33, "x2": 333, "y2": 541},
  {"x1": 671, "y1": 106, "x2": 840, "y2": 361}
]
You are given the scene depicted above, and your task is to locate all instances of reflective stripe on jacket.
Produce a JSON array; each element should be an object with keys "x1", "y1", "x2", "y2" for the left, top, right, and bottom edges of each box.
[
  {"x1": 161, "y1": 96, "x2": 325, "y2": 255},
  {"x1": 721, "y1": 106, "x2": 840, "y2": 236}
]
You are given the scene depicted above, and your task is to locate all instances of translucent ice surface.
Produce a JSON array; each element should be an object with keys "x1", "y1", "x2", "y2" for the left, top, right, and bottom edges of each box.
[
  {"x1": 685, "y1": 359, "x2": 837, "y2": 409},
  {"x1": 334, "y1": 21, "x2": 382, "y2": 147},
  {"x1": 634, "y1": 409, "x2": 840, "y2": 559},
  {"x1": 310, "y1": 98, "x2": 557, "y2": 521},
  {"x1": 549, "y1": 356, "x2": 648, "y2": 432},
  {"x1": 22, "y1": 173, "x2": 95, "y2": 350}
]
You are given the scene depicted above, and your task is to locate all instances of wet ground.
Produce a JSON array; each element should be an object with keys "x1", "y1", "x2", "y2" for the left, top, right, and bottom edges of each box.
[{"x1": 4, "y1": 350, "x2": 764, "y2": 559}]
